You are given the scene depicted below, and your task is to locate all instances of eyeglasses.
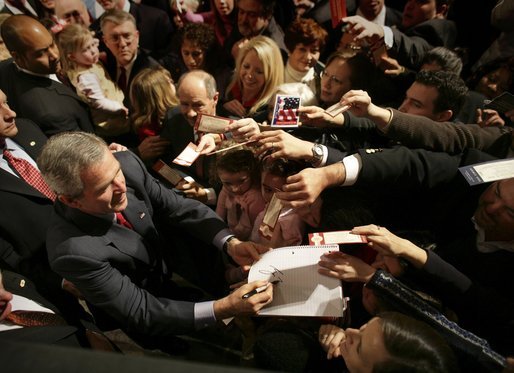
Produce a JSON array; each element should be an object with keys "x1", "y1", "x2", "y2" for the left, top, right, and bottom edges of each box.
[
  {"x1": 320, "y1": 70, "x2": 345, "y2": 86},
  {"x1": 106, "y1": 32, "x2": 135, "y2": 44}
]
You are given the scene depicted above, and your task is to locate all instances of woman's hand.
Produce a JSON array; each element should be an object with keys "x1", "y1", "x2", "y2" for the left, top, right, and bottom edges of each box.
[{"x1": 318, "y1": 251, "x2": 375, "y2": 283}]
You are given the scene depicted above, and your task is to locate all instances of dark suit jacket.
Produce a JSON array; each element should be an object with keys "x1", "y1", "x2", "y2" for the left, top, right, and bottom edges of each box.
[
  {"x1": 0, "y1": 60, "x2": 94, "y2": 136},
  {"x1": 0, "y1": 270, "x2": 81, "y2": 346},
  {"x1": 0, "y1": 0, "x2": 39, "y2": 17},
  {"x1": 46, "y1": 150, "x2": 227, "y2": 336},
  {"x1": 391, "y1": 18, "x2": 457, "y2": 69},
  {"x1": 0, "y1": 119, "x2": 62, "y2": 294},
  {"x1": 105, "y1": 50, "x2": 160, "y2": 109},
  {"x1": 91, "y1": 1, "x2": 174, "y2": 60},
  {"x1": 160, "y1": 109, "x2": 220, "y2": 191}
]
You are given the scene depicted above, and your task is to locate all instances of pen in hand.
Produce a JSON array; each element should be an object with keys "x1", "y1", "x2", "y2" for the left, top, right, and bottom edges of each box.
[{"x1": 242, "y1": 280, "x2": 280, "y2": 299}]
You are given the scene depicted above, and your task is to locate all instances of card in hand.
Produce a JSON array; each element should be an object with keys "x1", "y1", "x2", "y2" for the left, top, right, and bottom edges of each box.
[
  {"x1": 484, "y1": 92, "x2": 514, "y2": 114},
  {"x1": 152, "y1": 160, "x2": 183, "y2": 186},
  {"x1": 271, "y1": 95, "x2": 301, "y2": 127},
  {"x1": 324, "y1": 102, "x2": 351, "y2": 117},
  {"x1": 172, "y1": 142, "x2": 200, "y2": 167},
  {"x1": 195, "y1": 113, "x2": 232, "y2": 134},
  {"x1": 309, "y1": 231, "x2": 368, "y2": 246}
]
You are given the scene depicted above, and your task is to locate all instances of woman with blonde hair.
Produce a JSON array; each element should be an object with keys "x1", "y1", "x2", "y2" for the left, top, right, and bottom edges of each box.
[
  {"x1": 129, "y1": 67, "x2": 178, "y2": 161},
  {"x1": 222, "y1": 35, "x2": 284, "y2": 120}
]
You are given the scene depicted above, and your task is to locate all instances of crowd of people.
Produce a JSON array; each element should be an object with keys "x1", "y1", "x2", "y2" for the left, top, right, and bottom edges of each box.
[{"x1": 0, "y1": 0, "x2": 514, "y2": 372}]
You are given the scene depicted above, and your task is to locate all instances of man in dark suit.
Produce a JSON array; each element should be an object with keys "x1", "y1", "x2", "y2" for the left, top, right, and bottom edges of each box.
[
  {"x1": 343, "y1": 0, "x2": 457, "y2": 70},
  {"x1": 224, "y1": 0, "x2": 287, "y2": 61},
  {"x1": 0, "y1": 269, "x2": 85, "y2": 346},
  {"x1": 39, "y1": 131, "x2": 273, "y2": 342},
  {"x1": 0, "y1": 15, "x2": 95, "y2": 137},
  {"x1": 160, "y1": 70, "x2": 222, "y2": 206},
  {"x1": 0, "y1": 0, "x2": 39, "y2": 17},
  {"x1": 0, "y1": 88, "x2": 85, "y2": 318},
  {"x1": 92, "y1": 0, "x2": 173, "y2": 60},
  {"x1": 100, "y1": 9, "x2": 160, "y2": 111}
]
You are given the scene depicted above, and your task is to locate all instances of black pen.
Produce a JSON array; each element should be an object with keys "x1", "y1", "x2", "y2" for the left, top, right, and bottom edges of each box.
[{"x1": 242, "y1": 280, "x2": 279, "y2": 299}]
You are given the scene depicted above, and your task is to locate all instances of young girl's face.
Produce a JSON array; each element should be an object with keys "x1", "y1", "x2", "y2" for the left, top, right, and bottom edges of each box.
[
  {"x1": 218, "y1": 169, "x2": 252, "y2": 196},
  {"x1": 70, "y1": 36, "x2": 99, "y2": 68},
  {"x1": 261, "y1": 171, "x2": 285, "y2": 203}
]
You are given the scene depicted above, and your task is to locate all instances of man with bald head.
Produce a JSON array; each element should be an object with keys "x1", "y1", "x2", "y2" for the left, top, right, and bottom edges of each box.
[
  {"x1": 160, "y1": 70, "x2": 220, "y2": 205},
  {"x1": 0, "y1": 15, "x2": 94, "y2": 136}
]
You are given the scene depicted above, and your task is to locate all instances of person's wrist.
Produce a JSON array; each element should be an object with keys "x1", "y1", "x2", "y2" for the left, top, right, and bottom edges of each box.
[
  {"x1": 223, "y1": 236, "x2": 238, "y2": 256},
  {"x1": 213, "y1": 296, "x2": 232, "y2": 320}
]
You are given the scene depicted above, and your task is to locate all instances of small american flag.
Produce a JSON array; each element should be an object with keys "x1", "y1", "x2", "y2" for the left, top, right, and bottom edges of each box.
[{"x1": 272, "y1": 95, "x2": 301, "y2": 127}]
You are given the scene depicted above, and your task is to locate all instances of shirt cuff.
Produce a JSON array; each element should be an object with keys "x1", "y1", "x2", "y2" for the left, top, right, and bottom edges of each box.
[
  {"x1": 383, "y1": 26, "x2": 393, "y2": 48},
  {"x1": 194, "y1": 301, "x2": 217, "y2": 329},
  {"x1": 213, "y1": 229, "x2": 234, "y2": 251},
  {"x1": 341, "y1": 154, "x2": 362, "y2": 186},
  {"x1": 205, "y1": 188, "x2": 217, "y2": 205}
]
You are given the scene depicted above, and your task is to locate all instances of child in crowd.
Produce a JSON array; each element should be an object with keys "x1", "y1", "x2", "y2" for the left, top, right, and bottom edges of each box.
[
  {"x1": 57, "y1": 24, "x2": 129, "y2": 138},
  {"x1": 215, "y1": 146, "x2": 266, "y2": 241},
  {"x1": 250, "y1": 158, "x2": 306, "y2": 248},
  {"x1": 130, "y1": 67, "x2": 179, "y2": 141}
]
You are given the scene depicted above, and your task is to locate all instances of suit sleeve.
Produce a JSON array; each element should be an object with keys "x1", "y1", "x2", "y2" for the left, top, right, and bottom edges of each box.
[
  {"x1": 387, "y1": 109, "x2": 511, "y2": 155},
  {"x1": 50, "y1": 239, "x2": 197, "y2": 336},
  {"x1": 119, "y1": 151, "x2": 228, "y2": 244}
]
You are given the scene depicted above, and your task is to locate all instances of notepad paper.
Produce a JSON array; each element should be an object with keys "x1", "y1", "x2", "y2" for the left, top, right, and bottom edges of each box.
[{"x1": 248, "y1": 245, "x2": 345, "y2": 317}]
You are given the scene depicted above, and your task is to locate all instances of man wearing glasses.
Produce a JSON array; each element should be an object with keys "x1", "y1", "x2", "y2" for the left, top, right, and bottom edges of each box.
[{"x1": 101, "y1": 9, "x2": 160, "y2": 108}]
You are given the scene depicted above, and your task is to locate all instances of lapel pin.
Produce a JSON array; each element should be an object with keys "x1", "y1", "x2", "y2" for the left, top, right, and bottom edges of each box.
[
  {"x1": 139, "y1": 212, "x2": 145, "y2": 219},
  {"x1": 30, "y1": 141, "x2": 36, "y2": 146}
]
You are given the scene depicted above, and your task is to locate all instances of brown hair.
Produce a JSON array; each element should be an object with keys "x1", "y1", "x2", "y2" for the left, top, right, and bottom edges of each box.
[
  {"x1": 284, "y1": 18, "x2": 328, "y2": 53},
  {"x1": 130, "y1": 67, "x2": 178, "y2": 129}
]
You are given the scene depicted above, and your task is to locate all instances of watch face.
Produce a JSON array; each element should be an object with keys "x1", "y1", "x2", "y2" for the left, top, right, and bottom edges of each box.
[{"x1": 313, "y1": 145, "x2": 323, "y2": 156}]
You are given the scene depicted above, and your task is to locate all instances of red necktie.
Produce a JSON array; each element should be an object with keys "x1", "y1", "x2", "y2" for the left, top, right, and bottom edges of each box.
[
  {"x1": 5, "y1": 310, "x2": 67, "y2": 327},
  {"x1": 115, "y1": 212, "x2": 133, "y2": 229},
  {"x1": 3, "y1": 148, "x2": 56, "y2": 201},
  {"x1": 117, "y1": 67, "x2": 127, "y2": 94}
]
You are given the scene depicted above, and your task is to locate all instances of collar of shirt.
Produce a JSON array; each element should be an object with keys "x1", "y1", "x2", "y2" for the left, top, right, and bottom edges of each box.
[
  {"x1": 356, "y1": 5, "x2": 386, "y2": 26},
  {"x1": 117, "y1": 52, "x2": 137, "y2": 83},
  {"x1": 0, "y1": 138, "x2": 39, "y2": 177},
  {"x1": 472, "y1": 216, "x2": 514, "y2": 253},
  {"x1": 15, "y1": 63, "x2": 60, "y2": 82},
  {"x1": 4, "y1": 0, "x2": 38, "y2": 17},
  {"x1": 122, "y1": 0, "x2": 130, "y2": 12}
]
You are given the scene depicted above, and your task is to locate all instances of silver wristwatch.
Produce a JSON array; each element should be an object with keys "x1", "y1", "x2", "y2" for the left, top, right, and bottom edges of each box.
[{"x1": 311, "y1": 144, "x2": 324, "y2": 164}]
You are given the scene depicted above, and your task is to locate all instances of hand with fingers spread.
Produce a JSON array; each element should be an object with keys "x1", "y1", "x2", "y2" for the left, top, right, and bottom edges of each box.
[
  {"x1": 380, "y1": 56, "x2": 406, "y2": 76},
  {"x1": 223, "y1": 99, "x2": 247, "y2": 118},
  {"x1": 318, "y1": 251, "x2": 376, "y2": 283},
  {"x1": 276, "y1": 163, "x2": 346, "y2": 209},
  {"x1": 298, "y1": 105, "x2": 345, "y2": 128},
  {"x1": 319, "y1": 324, "x2": 346, "y2": 359},
  {"x1": 137, "y1": 135, "x2": 171, "y2": 161},
  {"x1": 351, "y1": 225, "x2": 428, "y2": 269},
  {"x1": 342, "y1": 15, "x2": 385, "y2": 44},
  {"x1": 254, "y1": 130, "x2": 313, "y2": 161},
  {"x1": 226, "y1": 117, "x2": 261, "y2": 142}
]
